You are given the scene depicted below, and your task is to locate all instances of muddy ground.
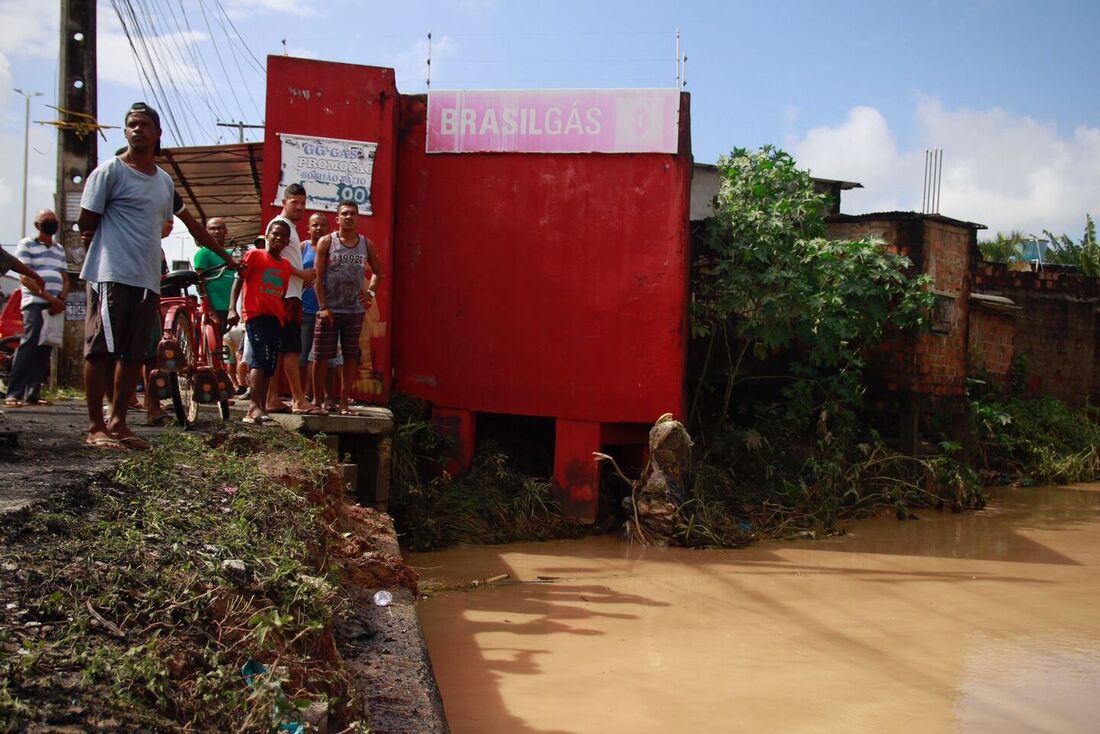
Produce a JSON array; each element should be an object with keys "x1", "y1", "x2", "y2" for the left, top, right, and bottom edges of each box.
[{"x1": 0, "y1": 400, "x2": 447, "y2": 733}]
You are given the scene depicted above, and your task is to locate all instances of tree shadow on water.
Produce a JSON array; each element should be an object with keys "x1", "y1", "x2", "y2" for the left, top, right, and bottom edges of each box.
[{"x1": 418, "y1": 575, "x2": 668, "y2": 734}]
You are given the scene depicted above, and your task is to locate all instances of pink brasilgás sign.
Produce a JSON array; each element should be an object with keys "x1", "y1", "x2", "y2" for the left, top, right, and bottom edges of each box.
[{"x1": 426, "y1": 89, "x2": 681, "y2": 154}]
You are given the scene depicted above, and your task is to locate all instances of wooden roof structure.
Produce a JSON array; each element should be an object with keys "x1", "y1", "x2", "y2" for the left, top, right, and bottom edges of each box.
[{"x1": 156, "y1": 143, "x2": 264, "y2": 248}]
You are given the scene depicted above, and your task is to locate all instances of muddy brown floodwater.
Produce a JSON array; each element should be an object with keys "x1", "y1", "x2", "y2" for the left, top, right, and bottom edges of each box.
[{"x1": 408, "y1": 484, "x2": 1100, "y2": 733}]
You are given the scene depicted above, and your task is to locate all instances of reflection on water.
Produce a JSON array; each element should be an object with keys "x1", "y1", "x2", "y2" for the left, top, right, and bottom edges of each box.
[
  {"x1": 410, "y1": 485, "x2": 1100, "y2": 733},
  {"x1": 956, "y1": 632, "x2": 1100, "y2": 733}
]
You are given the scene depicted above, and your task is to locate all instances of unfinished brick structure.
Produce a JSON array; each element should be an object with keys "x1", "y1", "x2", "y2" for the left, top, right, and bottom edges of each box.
[
  {"x1": 825, "y1": 212, "x2": 984, "y2": 452},
  {"x1": 825, "y1": 211, "x2": 1100, "y2": 453}
]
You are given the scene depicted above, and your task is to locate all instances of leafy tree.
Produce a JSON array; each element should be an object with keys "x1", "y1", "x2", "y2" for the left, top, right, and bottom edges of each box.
[
  {"x1": 1044, "y1": 214, "x2": 1099, "y2": 275},
  {"x1": 978, "y1": 230, "x2": 1028, "y2": 264},
  {"x1": 689, "y1": 146, "x2": 933, "y2": 434}
]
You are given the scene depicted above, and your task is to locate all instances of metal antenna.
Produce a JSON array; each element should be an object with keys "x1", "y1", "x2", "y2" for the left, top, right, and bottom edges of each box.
[
  {"x1": 682, "y1": 54, "x2": 688, "y2": 88},
  {"x1": 937, "y1": 149, "x2": 944, "y2": 214},
  {"x1": 921, "y1": 149, "x2": 945, "y2": 214},
  {"x1": 426, "y1": 31, "x2": 432, "y2": 90},
  {"x1": 922, "y1": 149, "x2": 930, "y2": 213}
]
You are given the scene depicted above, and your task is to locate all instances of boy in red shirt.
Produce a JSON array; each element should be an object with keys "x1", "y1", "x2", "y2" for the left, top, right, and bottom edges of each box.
[{"x1": 229, "y1": 220, "x2": 292, "y2": 424}]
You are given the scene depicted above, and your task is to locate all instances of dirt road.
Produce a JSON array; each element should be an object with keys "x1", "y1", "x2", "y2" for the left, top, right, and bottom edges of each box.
[{"x1": 1, "y1": 399, "x2": 175, "y2": 515}]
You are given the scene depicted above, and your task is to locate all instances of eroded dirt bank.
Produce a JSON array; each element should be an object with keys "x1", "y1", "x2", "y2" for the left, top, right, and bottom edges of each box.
[
  {"x1": 411, "y1": 484, "x2": 1100, "y2": 733},
  {"x1": 0, "y1": 401, "x2": 445, "y2": 733}
]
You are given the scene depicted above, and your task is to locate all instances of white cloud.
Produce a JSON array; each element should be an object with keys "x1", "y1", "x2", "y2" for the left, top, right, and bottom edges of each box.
[
  {"x1": 97, "y1": 6, "x2": 208, "y2": 90},
  {"x1": 0, "y1": 0, "x2": 59, "y2": 60},
  {"x1": 788, "y1": 98, "x2": 1100, "y2": 237},
  {"x1": 224, "y1": 0, "x2": 316, "y2": 19},
  {"x1": 0, "y1": 122, "x2": 59, "y2": 241}
]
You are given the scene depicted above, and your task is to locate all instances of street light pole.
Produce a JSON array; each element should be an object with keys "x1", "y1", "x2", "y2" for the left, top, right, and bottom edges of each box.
[{"x1": 13, "y1": 88, "x2": 43, "y2": 238}]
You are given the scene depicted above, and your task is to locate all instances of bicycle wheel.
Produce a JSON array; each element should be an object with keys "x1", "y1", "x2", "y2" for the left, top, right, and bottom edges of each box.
[
  {"x1": 168, "y1": 311, "x2": 199, "y2": 429},
  {"x1": 201, "y1": 321, "x2": 232, "y2": 422}
]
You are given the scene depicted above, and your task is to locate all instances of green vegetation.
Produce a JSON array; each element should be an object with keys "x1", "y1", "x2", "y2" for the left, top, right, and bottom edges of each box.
[
  {"x1": 674, "y1": 146, "x2": 983, "y2": 546},
  {"x1": 969, "y1": 363, "x2": 1100, "y2": 485},
  {"x1": 388, "y1": 394, "x2": 584, "y2": 552},
  {"x1": 689, "y1": 146, "x2": 933, "y2": 437},
  {"x1": 0, "y1": 429, "x2": 369, "y2": 733},
  {"x1": 979, "y1": 215, "x2": 1099, "y2": 274},
  {"x1": 978, "y1": 230, "x2": 1029, "y2": 264},
  {"x1": 1044, "y1": 215, "x2": 1100, "y2": 275}
]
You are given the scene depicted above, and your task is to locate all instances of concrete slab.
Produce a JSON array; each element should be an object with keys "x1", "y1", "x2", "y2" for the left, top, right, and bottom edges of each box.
[{"x1": 213, "y1": 404, "x2": 394, "y2": 435}]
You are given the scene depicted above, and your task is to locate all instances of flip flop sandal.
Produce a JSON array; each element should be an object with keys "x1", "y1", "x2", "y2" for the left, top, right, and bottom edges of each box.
[
  {"x1": 86, "y1": 435, "x2": 126, "y2": 451},
  {"x1": 3, "y1": 398, "x2": 26, "y2": 408},
  {"x1": 144, "y1": 414, "x2": 174, "y2": 427},
  {"x1": 116, "y1": 435, "x2": 152, "y2": 451}
]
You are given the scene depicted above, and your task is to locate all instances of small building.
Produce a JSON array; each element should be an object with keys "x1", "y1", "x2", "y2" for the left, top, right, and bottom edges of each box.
[
  {"x1": 825, "y1": 212, "x2": 986, "y2": 452},
  {"x1": 261, "y1": 57, "x2": 693, "y2": 522}
]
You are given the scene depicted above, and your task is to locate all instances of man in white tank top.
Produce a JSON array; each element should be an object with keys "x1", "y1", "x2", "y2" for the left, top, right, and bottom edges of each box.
[{"x1": 312, "y1": 200, "x2": 383, "y2": 414}]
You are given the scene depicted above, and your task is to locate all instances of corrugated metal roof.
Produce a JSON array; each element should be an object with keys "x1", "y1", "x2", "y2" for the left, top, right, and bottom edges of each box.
[{"x1": 156, "y1": 143, "x2": 264, "y2": 248}]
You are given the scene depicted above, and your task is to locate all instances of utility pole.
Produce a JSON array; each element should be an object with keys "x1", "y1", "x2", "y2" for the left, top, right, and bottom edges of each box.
[
  {"x1": 14, "y1": 88, "x2": 43, "y2": 237},
  {"x1": 57, "y1": 0, "x2": 96, "y2": 266},
  {"x1": 215, "y1": 120, "x2": 264, "y2": 143},
  {"x1": 55, "y1": 0, "x2": 97, "y2": 387}
]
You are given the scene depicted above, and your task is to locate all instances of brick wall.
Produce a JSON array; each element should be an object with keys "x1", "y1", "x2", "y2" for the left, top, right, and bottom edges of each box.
[
  {"x1": 972, "y1": 263, "x2": 1100, "y2": 405},
  {"x1": 913, "y1": 221, "x2": 972, "y2": 397},
  {"x1": 967, "y1": 307, "x2": 1016, "y2": 381},
  {"x1": 825, "y1": 215, "x2": 975, "y2": 399}
]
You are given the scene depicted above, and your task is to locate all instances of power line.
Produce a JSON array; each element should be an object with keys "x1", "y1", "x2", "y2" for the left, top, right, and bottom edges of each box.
[
  {"x1": 111, "y1": 0, "x2": 183, "y2": 144},
  {"x1": 209, "y1": 0, "x2": 266, "y2": 75},
  {"x1": 200, "y1": 0, "x2": 264, "y2": 124},
  {"x1": 156, "y1": 0, "x2": 235, "y2": 126},
  {"x1": 134, "y1": 0, "x2": 208, "y2": 143},
  {"x1": 168, "y1": 0, "x2": 250, "y2": 129},
  {"x1": 212, "y1": 0, "x2": 268, "y2": 122}
]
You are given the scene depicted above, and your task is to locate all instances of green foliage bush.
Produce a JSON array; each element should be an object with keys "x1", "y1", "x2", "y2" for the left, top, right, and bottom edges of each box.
[
  {"x1": 680, "y1": 146, "x2": 980, "y2": 544},
  {"x1": 970, "y1": 390, "x2": 1100, "y2": 484},
  {"x1": 388, "y1": 393, "x2": 583, "y2": 551},
  {"x1": 689, "y1": 146, "x2": 933, "y2": 437}
]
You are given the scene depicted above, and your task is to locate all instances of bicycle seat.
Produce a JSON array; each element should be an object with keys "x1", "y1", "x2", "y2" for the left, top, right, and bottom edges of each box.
[{"x1": 162, "y1": 269, "x2": 201, "y2": 290}]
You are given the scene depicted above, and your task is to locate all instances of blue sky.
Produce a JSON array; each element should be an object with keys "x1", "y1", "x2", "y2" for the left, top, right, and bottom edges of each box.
[{"x1": 1, "y1": 0, "x2": 1098, "y2": 255}]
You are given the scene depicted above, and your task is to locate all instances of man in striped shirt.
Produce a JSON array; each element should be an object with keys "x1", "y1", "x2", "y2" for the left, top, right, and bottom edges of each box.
[{"x1": 4, "y1": 209, "x2": 69, "y2": 406}]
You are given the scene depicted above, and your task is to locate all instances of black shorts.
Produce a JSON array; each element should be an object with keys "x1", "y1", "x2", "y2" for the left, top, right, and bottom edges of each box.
[
  {"x1": 85, "y1": 282, "x2": 160, "y2": 363},
  {"x1": 279, "y1": 297, "x2": 303, "y2": 354},
  {"x1": 246, "y1": 315, "x2": 282, "y2": 377}
]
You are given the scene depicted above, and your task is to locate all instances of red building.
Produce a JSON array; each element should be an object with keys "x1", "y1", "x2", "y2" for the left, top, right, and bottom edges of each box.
[{"x1": 263, "y1": 57, "x2": 693, "y2": 522}]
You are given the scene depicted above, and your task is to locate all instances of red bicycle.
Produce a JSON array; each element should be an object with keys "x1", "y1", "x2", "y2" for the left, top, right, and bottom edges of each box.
[{"x1": 153, "y1": 265, "x2": 234, "y2": 428}]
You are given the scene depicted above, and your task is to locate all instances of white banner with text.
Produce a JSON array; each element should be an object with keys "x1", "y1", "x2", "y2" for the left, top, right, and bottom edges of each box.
[{"x1": 275, "y1": 133, "x2": 377, "y2": 214}]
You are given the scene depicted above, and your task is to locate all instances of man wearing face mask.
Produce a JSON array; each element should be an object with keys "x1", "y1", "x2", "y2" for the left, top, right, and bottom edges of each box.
[{"x1": 3, "y1": 209, "x2": 69, "y2": 406}]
